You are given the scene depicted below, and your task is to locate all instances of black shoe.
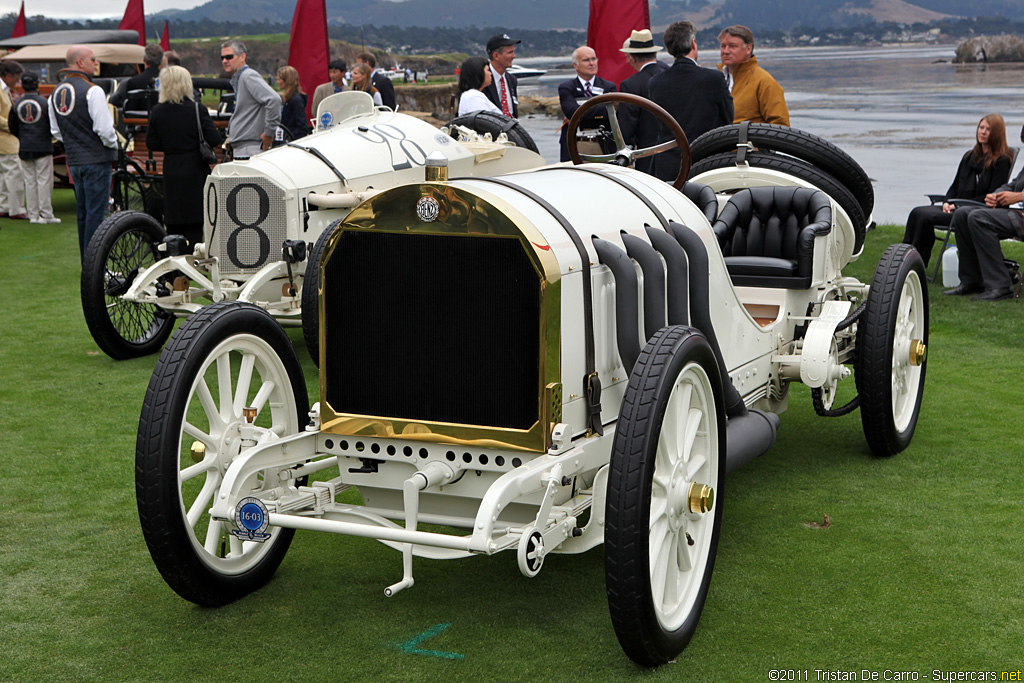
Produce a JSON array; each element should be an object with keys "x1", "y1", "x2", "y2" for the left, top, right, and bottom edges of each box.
[
  {"x1": 944, "y1": 284, "x2": 984, "y2": 296},
  {"x1": 972, "y1": 288, "x2": 1014, "y2": 301}
]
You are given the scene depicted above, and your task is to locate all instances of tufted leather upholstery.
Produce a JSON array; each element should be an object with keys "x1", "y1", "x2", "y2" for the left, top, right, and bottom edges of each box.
[
  {"x1": 681, "y1": 181, "x2": 719, "y2": 223},
  {"x1": 712, "y1": 186, "x2": 832, "y2": 288}
]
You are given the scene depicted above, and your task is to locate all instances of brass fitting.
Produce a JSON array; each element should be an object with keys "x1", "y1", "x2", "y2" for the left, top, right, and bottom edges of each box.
[
  {"x1": 909, "y1": 339, "x2": 927, "y2": 366},
  {"x1": 243, "y1": 406, "x2": 257, "y2": 423},
  {"x1": 687, "y1": 482, "x2": 714, "y2": 514},
  {"x1": 190, "y1": 441, "x2": 206, "y2": 463}
]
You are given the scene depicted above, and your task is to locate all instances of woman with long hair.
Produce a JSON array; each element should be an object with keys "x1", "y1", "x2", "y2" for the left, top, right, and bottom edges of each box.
[
  {"x1": 146, "y1": 65, "x2": 222, "y2": 247},
  {"x1": 349, "y1": 63, "x2": 383, "y2": 107},
  {"x1": 457, "y1": 56, "x2": 501, "y2": 116},
  {"x1": 276, "y1": 65, "x2": 309, "y2": 140},
  {"x1": 902, "y1": 113, "x2": 1014, "y2": 266}
]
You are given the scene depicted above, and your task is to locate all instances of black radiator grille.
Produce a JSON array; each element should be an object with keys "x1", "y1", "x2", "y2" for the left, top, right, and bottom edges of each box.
[{"x1": 323, "y1": 230, "x2": 541, "y2": 430}]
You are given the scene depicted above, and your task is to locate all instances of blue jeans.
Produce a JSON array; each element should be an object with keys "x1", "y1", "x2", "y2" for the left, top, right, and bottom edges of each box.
[{"x1": 69, "y1": 162, "x2": 112, "y2": 261}]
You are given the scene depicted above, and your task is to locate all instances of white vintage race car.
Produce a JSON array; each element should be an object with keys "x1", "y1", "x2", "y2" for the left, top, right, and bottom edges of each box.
[
  {"x1": 133, "y1": 95, "x2": 928, "y2": 665},
  {"x1": 81, "y1": 92, "x2": 545, "y2": 360}
]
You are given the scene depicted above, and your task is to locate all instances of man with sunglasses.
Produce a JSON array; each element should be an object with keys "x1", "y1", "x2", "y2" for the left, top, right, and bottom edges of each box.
[{"x1": 220, "y1": 41, "x2": 280, "y2": 159}]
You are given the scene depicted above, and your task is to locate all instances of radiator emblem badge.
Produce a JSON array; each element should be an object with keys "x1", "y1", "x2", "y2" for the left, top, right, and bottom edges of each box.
[{"x1": 416, "y1": 196, "x2": 440, "y2": 223}]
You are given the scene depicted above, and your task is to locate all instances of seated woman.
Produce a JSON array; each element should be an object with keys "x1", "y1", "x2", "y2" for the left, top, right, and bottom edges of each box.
[
  {"x1": 350, "y1": 64, "x2": 383, "y2": 107},
  {"x1": 457, "y1": 57, "x2": 501, "y2": 117},
  {"x1": 902, "y1": 113, "x2": 1013, "y2": 266},
  {"x1": 276, "y1": 66, "x2": 310, "y2": 141}
]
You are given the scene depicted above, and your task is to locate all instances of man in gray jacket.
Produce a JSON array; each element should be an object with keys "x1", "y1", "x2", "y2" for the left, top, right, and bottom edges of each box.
[{"x1": 220, "y1": 40, "x2": 280, "y2": 159}]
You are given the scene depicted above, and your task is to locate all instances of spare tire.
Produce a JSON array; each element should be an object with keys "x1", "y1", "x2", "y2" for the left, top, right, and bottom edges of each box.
[
  {"x1": 451, "y1": 110, "x2": 540, "y2": 153},
  {"x1": 690, "y1": 123, "x2": 874, "y2": 220},
  {"x1": 689, "y1": 150, "x2": 867, "y2": 253}
]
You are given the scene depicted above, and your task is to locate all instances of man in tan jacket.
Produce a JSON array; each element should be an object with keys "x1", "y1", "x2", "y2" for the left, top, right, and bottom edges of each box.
[
  {"x1": 0, "y1": 60, "x2": 27, "y2": 220},
  {"x1": 717, "y1": 25, "x2": 789, "y2": 127}
]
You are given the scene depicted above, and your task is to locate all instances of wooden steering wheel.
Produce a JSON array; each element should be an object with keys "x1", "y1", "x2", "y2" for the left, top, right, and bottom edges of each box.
[{"x1": 566, "y1": 92, "x2": 691, "y2": 189}]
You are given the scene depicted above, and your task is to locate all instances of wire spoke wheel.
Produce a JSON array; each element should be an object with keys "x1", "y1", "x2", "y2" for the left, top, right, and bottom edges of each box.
[
  {"x1": 136, "y1": 302, "x2": 309, "y2": 606},
  {"x1": 111, "y1": 169, "x2": 147, "y2": 214},
  {"x1": 606, "y1": 326, "x2": 725, "y2": 666},
  {"x1": 81, "y1": 211, "x2": 174, "y2": 359}
]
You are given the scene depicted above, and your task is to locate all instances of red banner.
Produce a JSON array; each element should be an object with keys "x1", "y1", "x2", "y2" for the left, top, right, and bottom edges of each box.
[
  {"x1": 587, "y1": 0, "x2": 650, "y2": 85},
  {"x1": 118, "y1": 0, "x2": 146, "y2": 46},
  {"x1": 287, "y1": 0, "x2": 329, "y2": 119},
  {"x1": 160, "y1": 21, "x2": 169, "y2": 51},
  {"x1": 11, "y1": 1, "x2": 26, "y2": 38}
]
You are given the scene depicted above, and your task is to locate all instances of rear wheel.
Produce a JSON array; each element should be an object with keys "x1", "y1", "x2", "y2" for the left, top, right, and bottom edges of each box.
[
  {"x1": 857, "y1": 243, "x2": 928, "y2": 456},
  {"x1": 81, "y1": 211, "x2": 174, "y2": 359},
  {"x1": 110, "y1": 168, "x2": 147, "y2": 214},
  {"x1": 136, "y1": 302, "x2": 309, "y2": 606},
  {"x1": 606, "y1": 326, "x2": 725, "y2": 666}
]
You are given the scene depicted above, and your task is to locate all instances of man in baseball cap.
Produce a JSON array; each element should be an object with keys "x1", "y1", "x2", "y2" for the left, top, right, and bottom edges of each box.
[{"x1": 483, "y1": 33, "x2": 521, "y2": 118}]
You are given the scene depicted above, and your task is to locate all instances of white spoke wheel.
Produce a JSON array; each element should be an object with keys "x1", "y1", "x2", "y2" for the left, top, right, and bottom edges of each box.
[
  {"x1": 136, "y1": 302, "x2": 308, "y2": 606},
  {"x1": 81, "y1": 210, "x2": 174, "y2": 360},
  {"x1": 606, "y1": 326, "x2": 725, "y2": 666},
  {"x1": 857, "y1": 243, "x2": 929, "y2": 456}
]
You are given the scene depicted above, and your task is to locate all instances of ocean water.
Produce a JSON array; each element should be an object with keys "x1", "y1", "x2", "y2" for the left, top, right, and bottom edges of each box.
[{"x1": 514, "y1": 45, "x2": 1024, "y2": 224}]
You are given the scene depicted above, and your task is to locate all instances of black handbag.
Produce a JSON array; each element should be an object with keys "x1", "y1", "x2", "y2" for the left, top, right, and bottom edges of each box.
[{"x1": 195, "y1": 102, "x2": 218, "y2": 165}]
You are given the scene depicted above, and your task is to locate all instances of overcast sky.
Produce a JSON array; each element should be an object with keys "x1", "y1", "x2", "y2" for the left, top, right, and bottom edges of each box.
[{"x1": 0, "y1": 0, "x2": 210, "y2": 20}]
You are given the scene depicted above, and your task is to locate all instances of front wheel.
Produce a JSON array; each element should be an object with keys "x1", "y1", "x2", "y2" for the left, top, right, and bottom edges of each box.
[
  {"x1": 136, "y1": 302, "x2": 309, "y2": 606},
  {"x1": 857, "y1": 243, "x2": 928, "y2": 456},
  {"x1": 81, "y1": 210, "x2": 174, "y2": 359},
  {"x1": 605, "y1": 326, "x2": 725, "y2": 666}
]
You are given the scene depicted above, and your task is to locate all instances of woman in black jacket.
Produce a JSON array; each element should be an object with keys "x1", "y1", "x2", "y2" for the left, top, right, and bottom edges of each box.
[
  {"x1": 146, "y1": 65, "x2": 222, "y2": 247},
  {"x1": 902, "y1": 113, "x2": 1014, "y2": 266},
  {"x1": 276, "y1": 66, "x2": 309, "y2": 141}
]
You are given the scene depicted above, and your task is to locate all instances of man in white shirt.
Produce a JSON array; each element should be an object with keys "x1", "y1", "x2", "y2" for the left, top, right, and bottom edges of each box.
[
  {"x1": 556, "y1": 46, "x2": 617, "y2": 162},
  {"x1": 0, "y1": 59, "x2": 26, "y2": 220},
  {"x1": 48, "y1": 46, "x2": 118, "y2": 260},
  {"x1": 482, "y1": 33, "x2": 520, "y2": 119}
]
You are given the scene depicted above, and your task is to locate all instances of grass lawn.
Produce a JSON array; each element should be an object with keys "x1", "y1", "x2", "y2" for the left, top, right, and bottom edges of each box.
[{"x1": 1, "y1": 193, "x2": 1023, "y2": 681}]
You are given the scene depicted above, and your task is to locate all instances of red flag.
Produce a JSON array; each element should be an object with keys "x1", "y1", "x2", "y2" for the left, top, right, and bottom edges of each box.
[
  {"x1": 160, "y1": 21, "x2": 169, "y2": 51},
  {"x1": 11, "y1": 1, "x2": 26, "y2": 38},
  {"x1": 118, "y1": 0, "x2": 146, "y2": 47},
  {"x1": 587, "y1": 0, "x2": 650, "y2": 85},
  {"x1": 287, "y1": 0, "x2": 329, "y2": 119}
]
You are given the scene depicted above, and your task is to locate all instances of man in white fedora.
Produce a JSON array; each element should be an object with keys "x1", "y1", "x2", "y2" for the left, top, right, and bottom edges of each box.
[{"x1": 617, "y1": 29, "x2": 668, "y2": 175}]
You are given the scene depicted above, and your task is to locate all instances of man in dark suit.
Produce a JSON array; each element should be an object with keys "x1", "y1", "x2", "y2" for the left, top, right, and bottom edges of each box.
[
  {"x1": 617, "y1": 29, "x2": 668, "y2": 176},
  {"x1": 109, "y1": 43, "x2": 163, "y2": 111},
  {"x1": 482, "y1": 33, "x2": 520, "y2": 118},
  {"x1": 648, "y1": 20, "x2": 733, "y2": 182},
  {"x1": 357, "y1": 52, "x2": 396, "y2": 110},
  {"x1": 557, "y1": 45, "x2": 617, "y2": 162},
  {"x1": 945, "y1": 164, "x2": 1024, "y2": 301}
]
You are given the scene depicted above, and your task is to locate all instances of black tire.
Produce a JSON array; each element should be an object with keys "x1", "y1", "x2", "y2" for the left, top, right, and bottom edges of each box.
[
  {"x1": 136, "y1": 301, "x2": 309, "y2": 606},
  {"x1": 81, "y1": 211, "x2": 175, "y2": 360},
  {"x1": 689, "y1": 123, "x2": 874, "y2": 220},
  {"x1": 606, "y1": 326, "x2": 726, "y2": 667},
  {"x1": 451, "y1": 110, "x2": 540, "y2": 153},
  {"x1": 110, "y1": 168, "x2": 147, "y2": 214},
  {"x1": 856, "y1": 243, "x2": 928, "y2": 457},
  {"x1": 301, "y1": 219, "x2": 344, "y2": 367},
  {"x1": 689, "y1": 150, "x2": 867, "y2": 252}
]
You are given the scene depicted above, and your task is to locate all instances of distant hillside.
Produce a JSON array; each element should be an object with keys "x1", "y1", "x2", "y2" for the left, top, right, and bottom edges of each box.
[{"x1": 151, "y1": 0, "x2": 1021, "y2": 31}]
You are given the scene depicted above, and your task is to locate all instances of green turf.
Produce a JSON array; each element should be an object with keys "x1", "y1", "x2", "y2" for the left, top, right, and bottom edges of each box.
[{"x1": 2, "y1": 200, "x2": 1022, "y2": 681}]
